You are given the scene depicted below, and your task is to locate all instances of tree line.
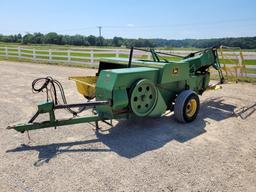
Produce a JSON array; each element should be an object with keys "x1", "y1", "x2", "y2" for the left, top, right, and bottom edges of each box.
[{"x1": 0, "y1": 32, "x2": 255, "y2": 49}]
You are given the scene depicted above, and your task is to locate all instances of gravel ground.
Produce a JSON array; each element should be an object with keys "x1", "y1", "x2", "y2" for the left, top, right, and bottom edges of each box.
[{"x1": 0, "y1": 61, "x2": 256, "y2": 192}]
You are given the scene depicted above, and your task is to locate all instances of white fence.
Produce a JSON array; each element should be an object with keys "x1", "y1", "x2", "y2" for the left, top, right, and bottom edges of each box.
[
  {"x1": 0, "y1": 47, "x2": 154, "y2": 65},
  {"x1": 1, "y1": 46, "x2": 256, "y2": 65}
]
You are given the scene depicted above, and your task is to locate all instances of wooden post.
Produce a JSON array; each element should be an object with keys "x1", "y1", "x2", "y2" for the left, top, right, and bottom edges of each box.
[
  {"x1": 90, "y1": 49, "x2": 94, "y2": 64},
  {"x1": 33, "y1": 48, "x2": 36, "y2": 61},
  {"x1": 49, "y1": 49, "x2": 52, "y2": 62},
  {"x1": 67, "y1": 50, "x2": 71, "y2": 64}
]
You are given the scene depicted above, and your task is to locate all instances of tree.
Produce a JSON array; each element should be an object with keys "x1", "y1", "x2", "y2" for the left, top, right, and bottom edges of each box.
[
  {"x1": 133, "y1": 38, "x2": 155, "y2": 47},
  {"x1": 22, "y1": 33, "x2": 34, "y2": 44},
  {"x1": 96, "y1": 37, "x2": 104, "y2": 46},
  {"x1": 61, "y1": 35, "x2": 71, "y2": 45},
  {"x1": 112, "y1": 37, "x2": 123, "y2": 47},
  {"x1": 71, "y1": 35, "x2": 84, "y2": 45},
  {"x1": 44, "y1": 32, "x2": 61, "y2": 44},
  {"x1": 87, "y1": 35, "x2": 97, "y2": 46},
  {"x1": 16, "y1": 33, "x2": 22, "y2": 43},
  {"x1": 33, "y1": 33, "x2": 44, "y2": 44}
]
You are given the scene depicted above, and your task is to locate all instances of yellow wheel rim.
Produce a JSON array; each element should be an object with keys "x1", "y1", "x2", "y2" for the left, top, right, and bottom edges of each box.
[{"x1": 185, "y1": 99, "x2": 197, "y2": 118}]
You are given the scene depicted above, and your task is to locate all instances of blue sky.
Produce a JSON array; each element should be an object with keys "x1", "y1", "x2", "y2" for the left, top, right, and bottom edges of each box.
[{"x1": 1, "y1": 0, "x2": 256, "y2": 39}]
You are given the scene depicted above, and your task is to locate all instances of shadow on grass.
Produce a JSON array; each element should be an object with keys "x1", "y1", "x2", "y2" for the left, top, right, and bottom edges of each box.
[{"x1": 6, "y1": 96, "x2": 237, "y2": 165}]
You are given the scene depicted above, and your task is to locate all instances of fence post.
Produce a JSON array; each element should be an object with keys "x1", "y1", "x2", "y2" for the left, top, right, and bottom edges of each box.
[
  {"x1": 67, "y1": 50, "x2": 71, "y2": 64},
  {"x1": 18, "y1": 47, "x2": 21, "y2": 60},
  {"x1": 33, "y1": 48, "x2": 36, "y2": 61},
  {"x1": 5, "y1": 47, "x2": 8, "y2": 59},
  {"x1": 115, "y1": 49, "x2": 119, "y2": 57},
  {"x1": 49, "y1": 49, "x2": 52, "y2": 62},
  {"x1": 90, "y1": 49, "x2": 94, "y2": 64}
]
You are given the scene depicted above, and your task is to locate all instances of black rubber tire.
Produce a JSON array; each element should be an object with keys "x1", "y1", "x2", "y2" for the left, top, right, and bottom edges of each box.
[{"x1": 174, "y1": 90, "x2": 200, "y2": 123}]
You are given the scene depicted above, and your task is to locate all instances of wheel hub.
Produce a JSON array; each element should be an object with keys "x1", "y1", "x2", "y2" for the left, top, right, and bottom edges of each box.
[{"x1": 185, "y1": 98, "x2": 197, "y2": 118}]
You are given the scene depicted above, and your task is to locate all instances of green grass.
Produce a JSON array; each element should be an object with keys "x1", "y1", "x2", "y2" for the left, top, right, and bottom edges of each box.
[
  {"x1": 243, "y1": 60, "x2": 256, "y2": 65},
  {"x1": 70, "y1": 53, "x2": 90, "y2": 57},
  {"x1": 21, "y1": 49, "x2": 33, "y2": 53},
  {"x1": 219, "y1": 59, "x2": 256, "y2": 65},
  {"x1": 210, "y1": 74, "x2": 256, "y2": 83},
  {"x1": 246, "y1": 68, "x2": 256, "y2": 74},
  {"x1": 51, "y1": 51, "x2": 67, "y2": 55}
]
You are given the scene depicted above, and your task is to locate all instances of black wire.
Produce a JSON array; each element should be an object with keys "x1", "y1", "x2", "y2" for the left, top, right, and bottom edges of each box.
[{"x1": 31, "y1": 76, "x2": 85, "y2": 116}]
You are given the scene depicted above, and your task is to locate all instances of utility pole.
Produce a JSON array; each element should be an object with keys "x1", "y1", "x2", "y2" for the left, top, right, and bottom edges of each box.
[
  {"x1": 97, "y1": 26, "x2": 102, "y2": 37},
  {"x1": 97, "y1": 26, "x2": 102, "y2": 46}
]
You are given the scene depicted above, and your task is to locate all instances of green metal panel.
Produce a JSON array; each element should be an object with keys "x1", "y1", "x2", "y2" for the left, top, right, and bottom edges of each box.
[
  {"x1": 159, "y1": 62, "x2": 190, "y2": 83},
  {"x1": 112, "y1": 89, "x2": 129, "y2": 110},
  {"x1": 187, "y1": 74, "x2": 210, "y2": 94},
  {"x1": 148, "y1": 89, "x2": 167, "y2": 117},
  {"x1": 96, "y1": 67, "x2": 160, "y2": 118},
  {"x1": 38, "y1": 101, "x2": 54, "y2": 113}
]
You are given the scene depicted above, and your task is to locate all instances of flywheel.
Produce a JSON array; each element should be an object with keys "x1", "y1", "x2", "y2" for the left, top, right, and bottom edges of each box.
[{"x1": 130, "y1": 79, "x2": 158, "y2": 117}]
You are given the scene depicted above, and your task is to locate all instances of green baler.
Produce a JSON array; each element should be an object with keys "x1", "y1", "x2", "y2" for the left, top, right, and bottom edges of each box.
[{"x1": 7, "y1": 47, "x2": 224, "y2": 134}]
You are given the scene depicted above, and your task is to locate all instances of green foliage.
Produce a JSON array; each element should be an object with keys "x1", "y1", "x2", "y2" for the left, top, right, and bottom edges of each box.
[
  {"x1": 0, "y1": 32, "x2": 255, "y2": 48},
  {"x1": 22, "y1": 34, "x2": 33, "y2": 44},
  {"x1": 70, "y1": 35, "x2": 85, "y2": 46},
  {"x1": 87, "y1": 35, "x2": 97, "y2": 46},
  {"x1": 112, "y1": 37, "x2": 123, "y2": 47},
  {"x1": 44, "y1": 32, "x2": 62, "y2": 44},
  {"x1": 0, "y1": 34, "x2": 22, "y2": 43},
  {"x1": 96, "y1": 36, "x2": 104, "y2": 46},
  {"x1": 23, "y1": 33, "x2": 44, "y2": 44}
]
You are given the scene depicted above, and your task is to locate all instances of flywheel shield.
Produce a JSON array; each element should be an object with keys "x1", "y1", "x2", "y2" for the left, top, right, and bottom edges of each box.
[{"x1": 130, "y1": 79, "x2": 158, "y2": 117}]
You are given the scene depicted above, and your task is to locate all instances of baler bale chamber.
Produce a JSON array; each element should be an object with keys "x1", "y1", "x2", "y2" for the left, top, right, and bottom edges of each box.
[{"x1": 7, "y1": 47, "x2": 224, "y2": 134}]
